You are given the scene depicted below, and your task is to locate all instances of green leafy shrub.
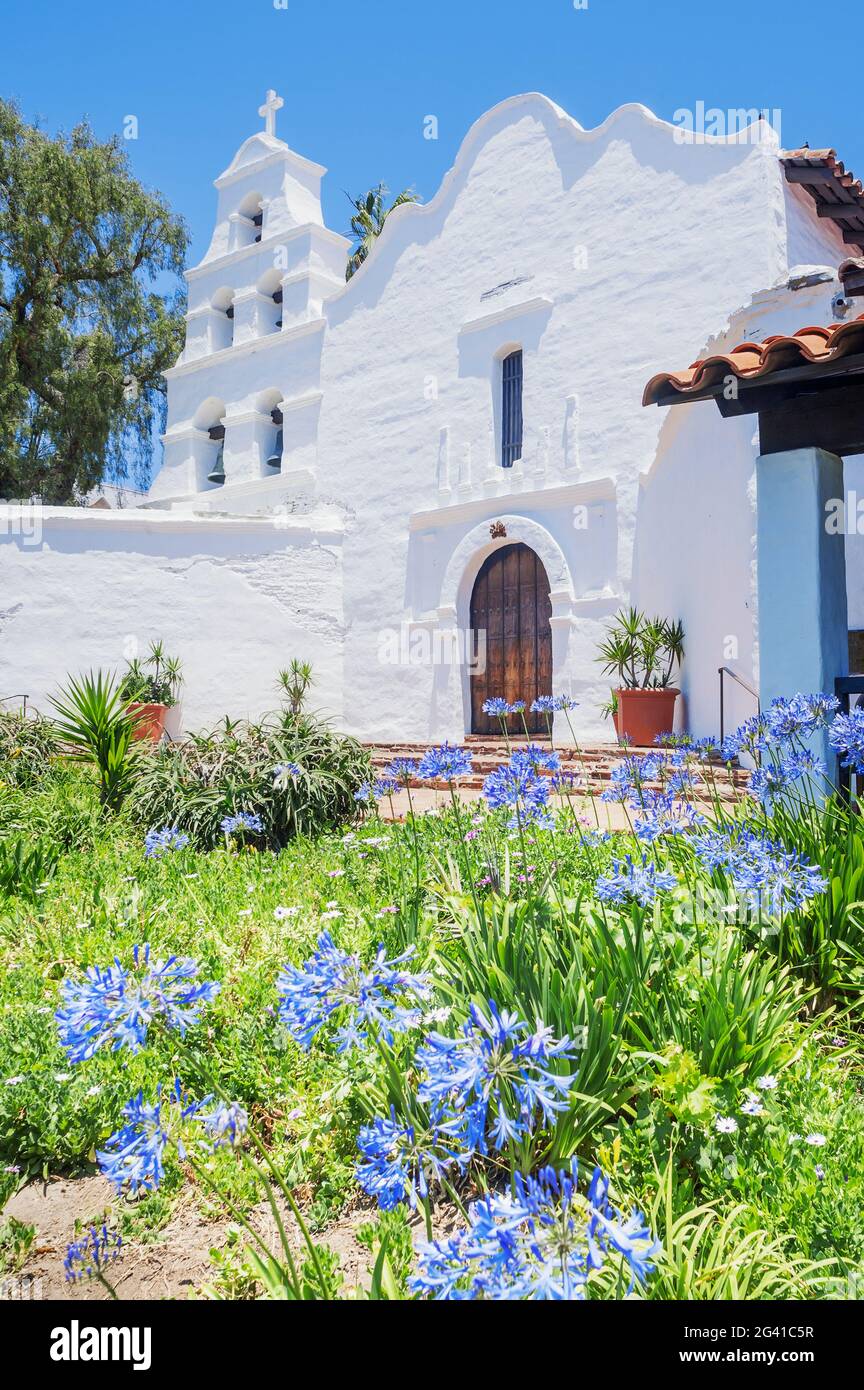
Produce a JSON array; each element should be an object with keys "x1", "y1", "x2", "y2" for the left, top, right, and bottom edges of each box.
[
  {"x1": 0, "y1": 711, "x2": 60, "y2": 789},
  {"x1": 130, "y1": 710, "x2": 371, "y2": 847}
]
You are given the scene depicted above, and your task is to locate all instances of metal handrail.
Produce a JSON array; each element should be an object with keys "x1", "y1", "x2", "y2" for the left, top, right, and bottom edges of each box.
[
  {"x1": 835, "y1": 676, "x2": 864, "y2": 804},
  {"x1": 0, "y1": 694, "x2": 28, "y2": 716},
  {"x1": 718, "y1": 667, "x2": 759, "y2": 743}
]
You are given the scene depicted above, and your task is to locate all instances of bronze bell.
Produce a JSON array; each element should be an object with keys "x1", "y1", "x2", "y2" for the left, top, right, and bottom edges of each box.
[
  {"x1": 266, "y1": 428, "x2": 283, "y2": 470},
  {"x1": 207, "y1": 440, "x2": 226, "y2": 485}
]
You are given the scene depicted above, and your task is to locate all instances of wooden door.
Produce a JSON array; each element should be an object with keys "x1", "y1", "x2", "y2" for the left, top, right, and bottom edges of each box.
[{"x1": 470, "y1": 543, "x2": 552, "y2": 735}]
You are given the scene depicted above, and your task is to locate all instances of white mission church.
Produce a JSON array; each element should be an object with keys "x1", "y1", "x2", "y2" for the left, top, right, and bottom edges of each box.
[{"x1": 3, "y1": 90, "x2": 864, "y2": 744}]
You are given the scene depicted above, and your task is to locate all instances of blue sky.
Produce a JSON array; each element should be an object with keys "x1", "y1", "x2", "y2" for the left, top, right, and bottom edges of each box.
[{"x1": 2, "y1": 0, "x2": 861, "y2": 261}]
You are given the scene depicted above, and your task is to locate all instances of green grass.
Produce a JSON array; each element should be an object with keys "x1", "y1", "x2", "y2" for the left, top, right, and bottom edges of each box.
[{"x1": 1, "y1": 753, "x2": 863, "y2": 1299}]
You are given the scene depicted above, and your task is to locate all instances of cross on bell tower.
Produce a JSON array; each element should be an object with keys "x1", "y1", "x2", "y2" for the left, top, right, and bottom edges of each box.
[{"x1": 258, "y1": 89, "x2": 284, "y2": 138}]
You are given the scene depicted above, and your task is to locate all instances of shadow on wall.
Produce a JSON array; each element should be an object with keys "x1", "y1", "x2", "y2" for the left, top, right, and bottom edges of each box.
[
  {"x1": 323, "y1": 96, "x2": 769, "y2": 322},
  {"x1": 631, "y1": 398, "x2": 759, "y2": 738}
]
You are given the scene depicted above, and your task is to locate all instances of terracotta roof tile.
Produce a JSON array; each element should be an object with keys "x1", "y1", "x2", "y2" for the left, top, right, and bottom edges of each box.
[
  {"x1": 781, "y1": 149, "x2": 864, "y2": 252},
  {"x1": 840, "y1": 257, "x2": 864, "y2": 295},
  {"x1": 643, "y1": 315, "x2": 864, "y2": 406}
]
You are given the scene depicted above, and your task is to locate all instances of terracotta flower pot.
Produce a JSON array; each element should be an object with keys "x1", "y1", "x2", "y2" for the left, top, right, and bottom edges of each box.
[
  {"x1": 128, "y1": 702, "x2": 168, "y2": 743},
  {"x1": 616, "y1": 688, "x2": 679, "y2": 746}
]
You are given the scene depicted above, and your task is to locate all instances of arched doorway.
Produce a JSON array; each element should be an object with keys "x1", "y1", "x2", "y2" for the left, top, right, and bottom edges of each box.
[{"x1": 470, "y1": 543, "x2": 552, "y2": 735}]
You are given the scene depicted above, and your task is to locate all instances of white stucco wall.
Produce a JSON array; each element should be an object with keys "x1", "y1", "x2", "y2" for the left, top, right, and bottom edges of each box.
[
  {"x1": 312, "y1": 97, "x2": 847, "y2": 741},
  {"x1": 0, "y1": 509, "x2": 345, "y2": 729},
  {"x1": 2, "y1": 95, "x2": 856, "y2": 744}
]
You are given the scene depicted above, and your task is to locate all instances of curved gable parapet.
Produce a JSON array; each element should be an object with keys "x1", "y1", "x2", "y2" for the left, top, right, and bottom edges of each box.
[{"x1": 326, "y1": 92, "x2": 779, "y2": 314}]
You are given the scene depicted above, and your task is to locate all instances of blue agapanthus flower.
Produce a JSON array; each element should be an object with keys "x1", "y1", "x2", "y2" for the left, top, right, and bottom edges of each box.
[
  {"x1": 829, "y1": 707, "x2": 864, "y2": 774},
  {"x1": 417, "y1": 743, "x2": 474, "y2": 782},
  {"x1": 383, "y1": 758, "x2": 418, "y2": 786},
  {"x1": 197, "y1": 1099, "x2": 249, "y2": 1151},
  {"x1": 97, "y1": 1081, "x2": 246, "y2": 1196},
  {"x1": 356, "y1": 1105, "x2": 465, "y2": 1210},
  {"x1": 64, "y1": 1225, "x2": 122, "y2": 1283},
  {"x1": 692, "y1": 735, "x2": 721, "y2": 760},
  {"x1": 411, "y1": 1160, "x2": 659, "y2": 1300},
  {"x1": 354, "y1": 776, "x2": 399, "y2": 803},
  {"x1": 482, "y1": 697, "x2": 512, "y2": 717},
  {"x1": 633, "y1": 790, "x2": 704, "y2": 842},
  {"x1": 510, "y1": 743, "x2": 561, "y2": 774},
  {"x1": 531, "y1": 694, "x2": 579, "y2": 716},
  {"x1": 97, "y1": 1082, "x2": 205, "y2": 1196},
  {"x1": 277, "y1": 932, "x2": 431, "y2": 1052},
  {"x1": 416, "y1": 1000, "x2": 577, "y2": 1153},
  {"x1": 761, "y1": 693, "x2": 840, "y2": 745},
  {"x1": 748, "y1": 750, "x2": 825, "y2": 803},
  {"x1": 596, "y1": 855, "x2": 678, "y2": 907},
  {"x1": 56, "y1": 944, "x2": 220, "y2": 1063},
  {"x1": 144, "y1": 826, "x2": 189, "y2": 860},
  {"x1": 273, "y1": 762, "x2": 303, "y2": 783},
  {"x1": 722, "y1": 694, "x2": 839, "y2": 762},
  {"x1": 665, "y1": 762, "x2": 702, "y2": 797},
  {"x1": 530, "y1": 695, "x2": 558, "y2": 714},
  {"x1": 221, "y1": 812, "x2": 264, "y2": 836},
  {"x1": 483, "y1": 758, "x2": 553, "y2": 828},
  {"x1": 601, "y1": 753, "x2": 665, "y2": 805},
  {"x1": 723, "y1": 714, "x2": 768, "y2": 760},
  {"x1": 689, "y1": 826, "x2": 827, "y2": 915}
]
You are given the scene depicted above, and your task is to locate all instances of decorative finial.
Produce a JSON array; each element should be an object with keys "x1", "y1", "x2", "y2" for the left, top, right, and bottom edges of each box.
[{"x1": 258, "y1": 89, "x2": 284, "y2": 138}]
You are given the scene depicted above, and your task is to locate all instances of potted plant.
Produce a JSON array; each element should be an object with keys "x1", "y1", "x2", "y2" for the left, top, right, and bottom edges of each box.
[
  {"x1": 596, "y1": 608, "x2": 684, "y2": 746},
  {"x1": 118, "y1": 641, "x2": 183, "y2": 743}
]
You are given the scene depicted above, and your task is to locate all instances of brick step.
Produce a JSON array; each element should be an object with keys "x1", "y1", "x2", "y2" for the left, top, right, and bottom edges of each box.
[{"x1": 363, "y1": 741, "x2": 748, "y2": 798}]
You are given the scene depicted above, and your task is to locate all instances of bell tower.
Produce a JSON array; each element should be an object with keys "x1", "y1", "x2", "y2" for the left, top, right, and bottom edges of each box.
[{"x1": 152, "y1": 92, "x2": 350, "y2": 506}]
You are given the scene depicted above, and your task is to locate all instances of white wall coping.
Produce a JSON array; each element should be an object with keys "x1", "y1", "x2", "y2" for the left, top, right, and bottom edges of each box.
[
  {"x1": 409, "y1": 475, "x2": 616, "y2": 529},
  {"x1": 280, "y1": 390, "x2": 324, "y2": 415},
  {"x1": 0, "y1": 502, "x2": 344, "y2": 539},
  {"x1": 214, "y1": 135, "x2": 328, "y2": 188},
  {"x1": 165, "y1": 316, "x2": 325, "y2": 380},
  {"x1": 187, "y1": 222, "x2": 350, "y2": 283},
  {"x1": 459, "y1": 295, "x2": 554, "y2": 336}
]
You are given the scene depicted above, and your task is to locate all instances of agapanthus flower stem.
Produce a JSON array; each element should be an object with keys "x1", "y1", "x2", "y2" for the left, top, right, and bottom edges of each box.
[{"x1": 446, "y1": 781, "x2": 485, "y2": 922}]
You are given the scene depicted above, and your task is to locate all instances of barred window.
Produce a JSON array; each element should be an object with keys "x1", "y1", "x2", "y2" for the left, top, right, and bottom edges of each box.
[{"x1": 501, "y1": 350, "x2": 523, "y2": 468}]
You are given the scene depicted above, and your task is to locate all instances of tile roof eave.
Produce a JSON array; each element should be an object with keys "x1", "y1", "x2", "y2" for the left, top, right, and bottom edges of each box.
[{"x1": 643, "y1": 314, "x2": 864, "y2": 407}]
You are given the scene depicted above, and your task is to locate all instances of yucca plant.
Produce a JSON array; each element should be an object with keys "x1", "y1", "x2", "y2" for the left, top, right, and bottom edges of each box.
[
  {"x1": 596, "y1": 607, "x2": 684, "y2": 689},
  {"x1": 118, "y1": 640, "x2": 183, "y2": 707},
  {"x1": 277, "y1": 661, "x2": 314, "y2": 719},
  {"x1": 49, "y1": 670, "x2": 139, "y2": 811}
]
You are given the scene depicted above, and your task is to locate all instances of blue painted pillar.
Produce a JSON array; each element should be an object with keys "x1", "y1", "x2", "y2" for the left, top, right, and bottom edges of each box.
[{"x1": 757, "y1": 447, "x2": 848, "y2": 778}]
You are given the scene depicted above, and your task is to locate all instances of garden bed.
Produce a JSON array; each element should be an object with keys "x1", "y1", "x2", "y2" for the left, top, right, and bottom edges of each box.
[{"x1": 2, "y1": 695, "x2": 864, "y2": 1301}]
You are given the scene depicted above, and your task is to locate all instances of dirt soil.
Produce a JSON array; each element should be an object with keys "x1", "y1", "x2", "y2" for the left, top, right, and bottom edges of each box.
[{"x1": 1, "y1": 1173, "x2": 413, "y2": 1302}]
